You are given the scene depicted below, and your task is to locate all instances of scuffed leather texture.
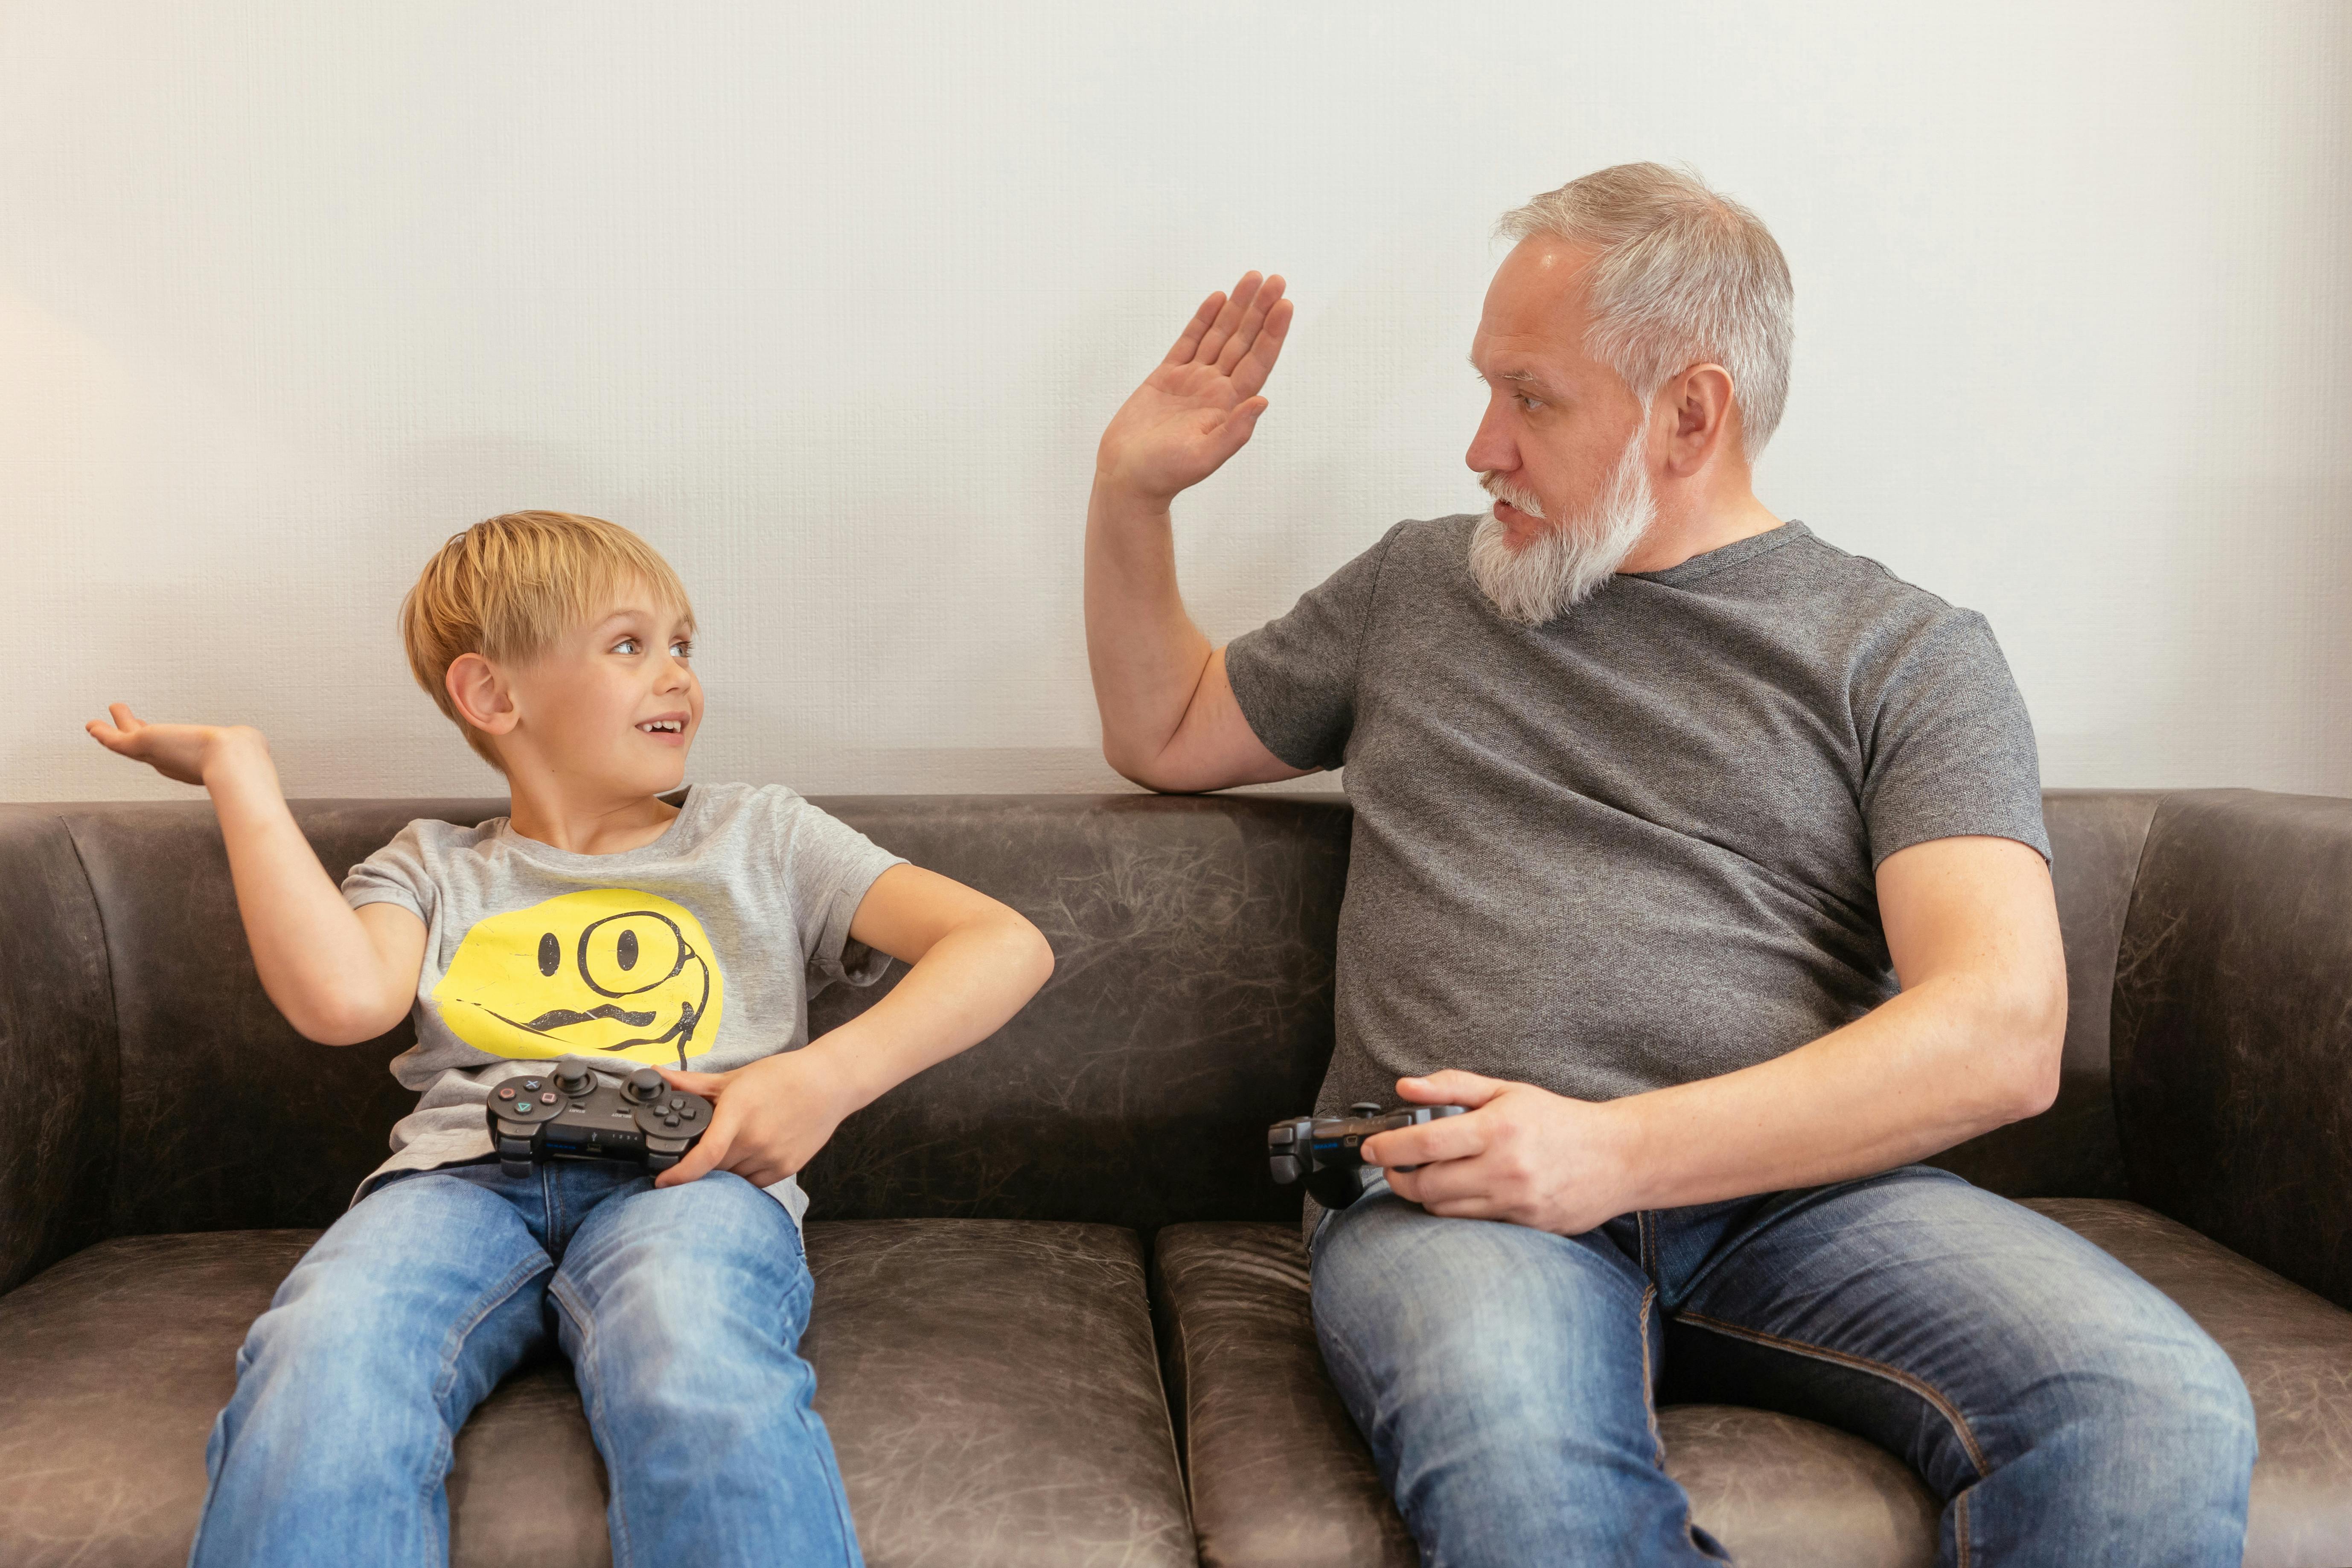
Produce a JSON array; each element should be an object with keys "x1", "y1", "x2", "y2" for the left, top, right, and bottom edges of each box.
[
  {"x1": 0, "y1": 807, "x2": 119, "y2": 1295},
  {"x1": 2109, "y1": 789, "x2": 2352, "y2": 1309},
  {"x1": 804, "y1": 1219, "x2": 1194, "y2": 1568},
  {"x1": 0, "y1": 1221, "x2": 1194, "y2": 1568},
  {"x1": 800, "y1": 795, "x2": 1348, "y2": 1230},
  {"x1": 1928, "y1": 789, "x2": 2154, "y2": 1200},
  {"x1": 2028, "y1": 1199, "x2": 2352, "y2": 1568},
  {"x1": 1654, "y1": 1405, "x2": 1936, "y2": 1568},
  {"x1": 1151, "y1": 1224, "x2": 1415, "y2": 1568},
  {"x1": 55, "y1": 798, "x2": 504, "y2": 1238},
  {"x1": 1156, "y1": 1210, "x2": 2352, "y2": 1568}
]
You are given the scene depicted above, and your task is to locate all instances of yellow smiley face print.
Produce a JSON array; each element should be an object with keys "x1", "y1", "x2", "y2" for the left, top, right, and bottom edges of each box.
[{"x1": 431, "y1": 888, "x2": 726, "y2": 1069}]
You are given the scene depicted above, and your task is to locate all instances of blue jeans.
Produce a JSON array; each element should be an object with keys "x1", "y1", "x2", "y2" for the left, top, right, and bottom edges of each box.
[
  {"x1": 1311, "y1": 1165, "x2": 2254, "y2": 1567},
  {"x1": 187, "y1": 1160, "x2": 862, "y2": 1568}
]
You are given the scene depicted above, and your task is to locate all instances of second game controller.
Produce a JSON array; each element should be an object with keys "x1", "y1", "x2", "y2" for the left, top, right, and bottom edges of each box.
[{"x1": 1266, "y1": 1100, "x2": 1470, "y2": 1210}]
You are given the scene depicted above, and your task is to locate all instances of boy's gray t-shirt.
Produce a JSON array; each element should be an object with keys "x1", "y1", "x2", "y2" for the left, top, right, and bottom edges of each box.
[
  {"x1": 341, "y1": 781, "x2": 904, "y2": 1225},
  {"x1": 1225, "y1": 517, "x2": 2050, "y2": 1122}
]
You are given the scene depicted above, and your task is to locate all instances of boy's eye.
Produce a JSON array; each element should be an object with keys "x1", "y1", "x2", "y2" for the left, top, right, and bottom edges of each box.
[
  {"x1": 612, "y1": 637, "x2": 641, "y2": 655},
  {"x1": 669, "y1": 639, "x2": 693, "y2": 659}
]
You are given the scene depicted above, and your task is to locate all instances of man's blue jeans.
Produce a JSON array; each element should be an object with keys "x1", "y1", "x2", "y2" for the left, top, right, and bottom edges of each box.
[
  {"x1": 187, "y1": 1159, "x2": 862, "y2": 1568},
  {"x1": 1311, "y1": 1165, "x2": 2255, "y2": 1566}
]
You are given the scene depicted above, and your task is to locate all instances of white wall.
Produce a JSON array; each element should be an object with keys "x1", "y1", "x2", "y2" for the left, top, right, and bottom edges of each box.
[{"x1": 6, "y1": 1, "x2": 2347, "y2": 803}]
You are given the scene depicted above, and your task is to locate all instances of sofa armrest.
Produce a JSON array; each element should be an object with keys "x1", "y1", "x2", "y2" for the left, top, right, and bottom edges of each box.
[
  {"x1": 0, "y1": 808, "x2": 119, "y2": 1295},
  {"x1": 2111, "y1": 789, "x2": 2352, "y2": 1311}
]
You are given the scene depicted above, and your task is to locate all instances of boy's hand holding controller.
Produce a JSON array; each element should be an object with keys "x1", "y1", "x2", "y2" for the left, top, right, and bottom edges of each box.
[{"x1": 655, "y1": 857, "x2": 1047, "y2": 1188}]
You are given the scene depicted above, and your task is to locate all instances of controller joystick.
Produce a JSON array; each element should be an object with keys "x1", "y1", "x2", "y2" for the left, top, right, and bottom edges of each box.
[
  {"x1": 489, "y1": 1055, "x2": 712, "y2": 1177},
  {"x1": 1266, "y1": 1101, "x2": 1470, "y2": 1210}
]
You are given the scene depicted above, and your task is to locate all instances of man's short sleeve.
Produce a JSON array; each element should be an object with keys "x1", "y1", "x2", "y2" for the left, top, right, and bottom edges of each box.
[
  {"x1": 769, "y1": 792, "x2": 907, "y2": 992},
  {"x1": 1223, "y1": 523, "x2": 1406, "y2": 772},
  {"x1": 341, "y1": 821, "x2": 434, "y2": 922},
  {"x1": 1858, "y1": 608, "x2": 2052, "y2": 867}
]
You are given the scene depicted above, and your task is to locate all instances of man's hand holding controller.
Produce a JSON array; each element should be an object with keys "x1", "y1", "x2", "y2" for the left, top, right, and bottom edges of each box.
[{"x1": 1352, "y1": 1071, "x2": 1648, "y2": 1236}]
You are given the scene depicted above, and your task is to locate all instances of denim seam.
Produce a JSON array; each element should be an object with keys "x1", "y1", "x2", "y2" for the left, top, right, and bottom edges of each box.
[
  {"x1": 1637, "y1": 1284, "x2": 1664, "y2": 1469},
  {"x1": 428, "y1": 1251, "x2": 550, "y2": 1411},
  {"x1": 549, "y1": 1271, "x2": 637, "y2": 1568},
  {"x1": 1673, "y1": 1310, "x2": 1990, "y2": 1478},
  {"x1": 1955, "y1": 1489, "x2": 1971, "y2": 1568}
]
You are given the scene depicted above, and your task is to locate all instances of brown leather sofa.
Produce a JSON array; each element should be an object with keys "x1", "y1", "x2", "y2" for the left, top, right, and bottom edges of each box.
[{"x1": 1, "y1": 788, "x2": 2347, "y2": 1568}]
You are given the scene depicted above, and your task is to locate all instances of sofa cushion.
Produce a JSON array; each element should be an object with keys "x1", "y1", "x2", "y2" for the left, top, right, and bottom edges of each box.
[
  {"x1": 0, "y1": 1220, "x2": 1191, "y2": 1568},
  {"x1": 1156, "y1": 1203, "x2": 2352, "y2": 1568}
]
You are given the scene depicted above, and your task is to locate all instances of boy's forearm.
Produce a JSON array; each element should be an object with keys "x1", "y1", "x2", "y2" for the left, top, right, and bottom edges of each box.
[
  {"x1": 203, "y1": 734, "x2": 403, "y2": 1043},
  {"x1": 803, "y1": 914, "x2": 1054, "y2": 1111}
]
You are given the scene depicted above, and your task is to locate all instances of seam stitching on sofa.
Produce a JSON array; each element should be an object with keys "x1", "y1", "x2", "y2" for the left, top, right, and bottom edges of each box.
[
  {"x1": 57, "y1": 813, "x2": 127, "y2": 1248},
  {"x1": 1674, "y1": 1309, "x2": 1989, "y2": 1477}
]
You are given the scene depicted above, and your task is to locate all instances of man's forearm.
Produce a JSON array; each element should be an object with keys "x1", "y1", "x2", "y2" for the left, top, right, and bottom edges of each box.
[
  {"x1": 1083, "y1": 477, "x2": 1214, "y2": 780},
  {"x1": 1610, "y1": 971, "x2": 2064, "y2": 1210}
]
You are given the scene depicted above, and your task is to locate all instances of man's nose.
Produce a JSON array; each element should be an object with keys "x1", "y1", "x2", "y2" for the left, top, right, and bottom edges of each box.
[{"x1": 1465, "y1": 402, "x2": 1514, "y2": 475}]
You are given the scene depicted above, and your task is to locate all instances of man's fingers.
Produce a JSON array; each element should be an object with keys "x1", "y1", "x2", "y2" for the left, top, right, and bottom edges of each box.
[
  {"x1": 1164, "y1": 291, "x2": 1225, "y2": 366},
  {"x1": 1362, "y1": 1110, "x2": 1485, "y2": 1170},
  {"x1": 1193, "y1": 271, "x2": 1262, "y2": 368},
  {"x1": 1400, "y1": 1070, "x2": 1509, "y2": 1109},
  {"x1": 1214, "y1": 272, "x2": 1286, "y2": 375},
  {"x1": 1229, "y1": 296, "x2": 1293, "y2": 400}
]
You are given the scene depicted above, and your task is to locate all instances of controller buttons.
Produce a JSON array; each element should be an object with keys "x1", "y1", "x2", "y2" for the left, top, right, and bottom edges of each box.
[
  {"x1": 521, "y1": 1079, "x2": 543, "y2": 1092},
  {"x1": 680, "y1": 1105, "x2": 699, "y2": 1121},
  {"x1": 495, "y1": 1086, "x2": 516, "y2": 1101},
  {"x1": 539, "y1": 1092, "x2": 559, "y2": 1105}
]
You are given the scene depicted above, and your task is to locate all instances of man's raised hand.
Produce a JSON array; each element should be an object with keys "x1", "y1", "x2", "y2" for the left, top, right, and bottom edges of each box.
[{"x1": 1096, "y1": 271, "x2": 1294, "y2": 505}]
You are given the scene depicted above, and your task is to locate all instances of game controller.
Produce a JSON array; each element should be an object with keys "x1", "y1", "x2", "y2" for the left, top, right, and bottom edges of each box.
[
  {"x1": 486, "y1": 1055, "x2": 713, "y2": 1178},
  {"x1": 1266, "y1": 1101, "x2": 1470, "y2": 1210}
]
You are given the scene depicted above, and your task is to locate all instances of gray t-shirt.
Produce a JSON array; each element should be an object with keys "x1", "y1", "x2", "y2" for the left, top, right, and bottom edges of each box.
[
  {"x1": 341, "y1": 781, "x2": 904, "y2": 1223},
  {"x1": 1226, "y1": 517, "x2": 2049, "y2": 1126}
]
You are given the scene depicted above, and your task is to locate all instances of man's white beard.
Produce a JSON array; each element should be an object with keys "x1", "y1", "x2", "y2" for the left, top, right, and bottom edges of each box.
[{"x1": 1470, "y1": 423, "x2": 1657, "y2": 625}]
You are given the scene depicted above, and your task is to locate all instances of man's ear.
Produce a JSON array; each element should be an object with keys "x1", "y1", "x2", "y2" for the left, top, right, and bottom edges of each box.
[
  {"x1": 1662, "y1": 363, "x2": 1738, "y2": 477},
  {"x1": 445, "y1": 653, "x2": 520, "y2": 737}
]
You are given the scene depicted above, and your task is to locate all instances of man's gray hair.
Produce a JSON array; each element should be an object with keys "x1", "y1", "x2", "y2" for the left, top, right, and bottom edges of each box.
[{"x1": 1498, "y1": 163, "x2": 1794, "y2": 458}]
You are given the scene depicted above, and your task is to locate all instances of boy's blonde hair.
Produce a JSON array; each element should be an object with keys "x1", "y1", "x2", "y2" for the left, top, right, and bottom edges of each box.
[{"x1": 401, "y1": 511, "x2": 696, "y2": 773}]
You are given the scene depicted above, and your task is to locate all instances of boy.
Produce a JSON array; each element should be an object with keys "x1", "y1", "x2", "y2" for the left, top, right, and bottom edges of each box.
[{"x1": 87, "y1": 510, "x2": 1054, "y2": 1568}]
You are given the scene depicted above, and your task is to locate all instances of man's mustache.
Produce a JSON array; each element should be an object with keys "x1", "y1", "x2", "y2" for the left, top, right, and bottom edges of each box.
[{"x1": 1479, "y1": 471, "x2": 1546, "y2": 519}]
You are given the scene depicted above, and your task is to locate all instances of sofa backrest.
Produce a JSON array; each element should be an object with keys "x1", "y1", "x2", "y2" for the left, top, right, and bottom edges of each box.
[
  {"x1": 2109, "y1": 789, "x2": 2352, "y2": 1309},
  {"x1": 2, "y1": 787, "x2": 2179, "y2": 1277}
]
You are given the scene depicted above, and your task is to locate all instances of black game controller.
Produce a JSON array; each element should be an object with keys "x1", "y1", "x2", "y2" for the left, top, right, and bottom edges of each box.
[
  {"x1": 487, "y1": 1055, "x2": 713, "y2": 1178},
  {"x1": 1266, "y1": 1101, "x2": 1470, "y2": 1210}
]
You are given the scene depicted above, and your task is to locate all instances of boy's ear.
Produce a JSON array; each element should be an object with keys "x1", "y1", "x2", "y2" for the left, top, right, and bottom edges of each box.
[{"x1": 445, "y1": 653, "x2": 520, "y2": 736}]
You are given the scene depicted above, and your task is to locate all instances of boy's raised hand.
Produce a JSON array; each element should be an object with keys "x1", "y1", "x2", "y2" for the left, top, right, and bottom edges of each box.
[
  {"x1": 87, "y1": 702, "x2": 262, "y2": 785},
  {"x1": 652, "y1": 1048, "x2": 864, "y2": 1190}
]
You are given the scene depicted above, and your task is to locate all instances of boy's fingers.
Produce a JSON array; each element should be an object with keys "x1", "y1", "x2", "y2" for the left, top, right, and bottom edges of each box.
[
  {"x1": 659, "y1": 1068, "x2": 731, "y2": 1095},
  {"x1": 655, "y1": 1122, "x2": 731, "y2": 1187}
]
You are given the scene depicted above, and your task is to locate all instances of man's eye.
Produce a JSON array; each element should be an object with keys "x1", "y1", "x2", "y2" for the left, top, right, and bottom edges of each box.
[{"x1": 1517, "y1": 395, "x2": 1544, "y2": 412}]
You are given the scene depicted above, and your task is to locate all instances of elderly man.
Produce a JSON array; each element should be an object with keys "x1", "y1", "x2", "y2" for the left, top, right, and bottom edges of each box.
[{"x1": 1083, "y1": 164, "x2": 2255, "y2": 1564}]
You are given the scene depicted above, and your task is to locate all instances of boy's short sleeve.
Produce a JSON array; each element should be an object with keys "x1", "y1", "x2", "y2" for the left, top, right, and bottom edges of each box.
[
  {"x1": 768, "y1": 794, "x2": 907, "y2": 993},
  {"x1": 1223, "y1": 523, "x2": 1406, "y2": 772},
  {"x1": 341, "y1": 821, "x2": 435, "y2": 922},
  {"x1": 1858, "y1": 608, "x2": 2052, "y2": 868}
]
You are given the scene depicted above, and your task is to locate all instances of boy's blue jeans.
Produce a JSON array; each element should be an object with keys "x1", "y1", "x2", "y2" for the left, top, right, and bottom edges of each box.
[
  {"x1": 187, "y1": 1159, "x2": 862, "y2": 1568},
  {"x1": 1311, "y1": 1165, "x2": 2256, "y2": 1567}
]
